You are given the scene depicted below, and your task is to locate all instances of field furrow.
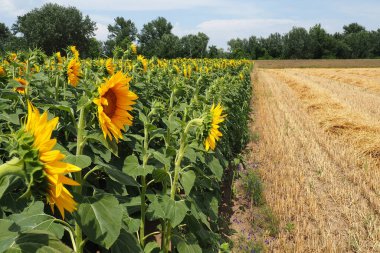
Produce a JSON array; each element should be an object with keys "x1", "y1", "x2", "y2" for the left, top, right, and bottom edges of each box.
[{"x1": 252, "y1": 68, "x2": 380, "y2": 252}]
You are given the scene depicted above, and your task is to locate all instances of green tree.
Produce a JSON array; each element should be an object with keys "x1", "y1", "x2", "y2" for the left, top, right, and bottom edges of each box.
[
  {"x1": 106, "y1": 17, "x2": 137, "y2": 53},
  {"x1": 13, "y1": 3, "x2": 96, "y2": 55},
  {"x1": 180, "y1": 32, "x2": 209, "y2": 58},
  {"x1": 283, "y1": 27, "x2": 311, "y2": 59},
  {"x1": 343, "y1": 23, "x2": 366, "y2": 35},
  {"x1": 138, "y1": 17, "x2": 173, "y2": 57},
  {"x1": 227, "y1": 38, "x2": 250, "y2": 59},
  {"x1": 157, "y1": 33, "x2": 181, "y2": 58},
  {"x1": 261, "y1": 33, "x2": 283, "y2": 58},
  {"x1": 309, "y1": 24, "x2": 336, "y2": 58}
]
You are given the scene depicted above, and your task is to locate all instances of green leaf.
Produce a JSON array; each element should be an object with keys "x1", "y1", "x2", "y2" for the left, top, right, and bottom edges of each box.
[
  {"x1": 0, "y1": 219, "x2": 18, "y2": 252},
  {"x1": 177, "y1": 241, "x2": 202, "y2": 253},
  {"x1": 77, "y1": 94, "x2": 92, "y2": 111},
  {"x1": 180, "y1": 170, "x2": 196, "y2": 195},
  {"x1": 151, "y1": 151, "x2": 170, "y2": 166},
  {"x1": 111, "y1": 229, "x2": 143, "y2": 253},
  {"x1": 101, "y1": 165, "x2": 140, "y2": 187},
  {"x1": 165, "y1": 199, "x2": 189, "y2": 228},
  {"x1": 144, "y1": 241, "x2": 160, "y2": 253},
  {"x1": 183, "y1": 147, "x2": 197, "y2": 163},
  {"x1": 206, "y1": 155, "x2": 223, "y2": 181},
  {"x1": 87, "y1": 132, "x2": 118, "y2": 156},
  {"x1": 75, "y1": 194, "x2": 123, "y2": 249},
  {"x1": 146, "y1": 195, "x2": 188, "y2": 228},
  {"x1": 6, "y1": 230, "x2": 73, "y2": 253},
  {"x1": 9, "y1": 202, "x2": 64, "y2": 239},
  {"x1": 0, "y1": 176, "x2": 18, "y2": 199},
  {"x1": 123, "y1": 155, "x2": 153, "y2": 177},
  {"x1": 122, "y1": 214, "x2": 140, "y2": 233},
  {"x1": 0, "y1": 219, "x2": 71, "y2": 253},
  {"x1": 152, "y1": 168, "x2": 170, "y2": 184},
  {"x1": 64, "y1": 155, "x2": 91, "y2": 169}
]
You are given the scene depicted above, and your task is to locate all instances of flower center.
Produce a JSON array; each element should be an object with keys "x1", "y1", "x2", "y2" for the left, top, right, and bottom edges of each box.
[{"x1": 103, "y1": 89, "x2": 117, "y2": 117}]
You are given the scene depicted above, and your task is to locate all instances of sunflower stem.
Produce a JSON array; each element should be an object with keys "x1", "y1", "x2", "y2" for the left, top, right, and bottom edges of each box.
[
  {"x1": 139, "y1": 123, "x2": 149, "y2": 248},
  {"x1": 0, "y1": 157, "x2": 24, "y2": 179},
  {"x1": 74, "y1": 106, "x2": 86, "y2": 252}
]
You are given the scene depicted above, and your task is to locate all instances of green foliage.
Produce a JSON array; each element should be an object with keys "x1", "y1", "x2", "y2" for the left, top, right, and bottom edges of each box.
[
  {"x1": 13, "y1": 3, "x2": 96, "y2": 56},
  {"x1": 0, "y1": 50, "x2": 253, "y2": 252}
]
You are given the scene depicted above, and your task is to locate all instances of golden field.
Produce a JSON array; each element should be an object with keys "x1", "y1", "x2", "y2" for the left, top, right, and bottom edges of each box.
[{"x1": 248, "y1": 66, "x2": 380, "y2": 252}]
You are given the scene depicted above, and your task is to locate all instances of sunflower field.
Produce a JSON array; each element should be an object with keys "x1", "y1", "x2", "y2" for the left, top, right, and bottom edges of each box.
[{"x1": 0, "y1": 46, "x2": 252, "y2": 253}]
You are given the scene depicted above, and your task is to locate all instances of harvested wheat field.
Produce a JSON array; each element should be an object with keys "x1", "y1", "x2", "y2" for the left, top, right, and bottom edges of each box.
[{"x1": 248, "y1": 67, "x2": 380, "y2": 252}]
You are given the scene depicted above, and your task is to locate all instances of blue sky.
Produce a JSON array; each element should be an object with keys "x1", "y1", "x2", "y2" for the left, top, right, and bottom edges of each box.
[{"x1": 0, "y1": 0, "x2": 379, "y2": 49}]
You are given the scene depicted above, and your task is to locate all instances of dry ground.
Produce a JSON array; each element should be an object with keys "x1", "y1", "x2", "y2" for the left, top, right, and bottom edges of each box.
[{"x1": 245, "y1": 66, "x2": 380, "y2": 252}]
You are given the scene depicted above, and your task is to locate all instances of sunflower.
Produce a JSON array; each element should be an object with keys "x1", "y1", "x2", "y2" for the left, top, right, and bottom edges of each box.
[
  {"x1": 93, "y1": 71, "x2": 138, "y2": 142},
  {"x1": 70, "y1": 46, "x2": 79, "y2": 59},
  {"x1": 130, "y1": 43, "x2": 137, "y2": 54},
  {"x1": 105, "y1": 58, "x2": 114, "y2": 75},
  {"x1": 14, "y1": 77, "x2": 28, "y2": 94},
  {"x1": 204, "y1": 103, "x2": 226, "y2": 151},
  {"x1": 67, "y1": 58, "x2": 81, "y2": 87},
  {"x1": 25, "y1": 101, "x2": 81, "y2": 219},
  {"x1": 56, "y1": 52, "x2": 63, "y2": 64},
  {"x1": 137, "y1": 55, "x2": 148, "y2": 72},
  {"x1": 0, "y1": 66, "x2": 5, "y2": 76}
]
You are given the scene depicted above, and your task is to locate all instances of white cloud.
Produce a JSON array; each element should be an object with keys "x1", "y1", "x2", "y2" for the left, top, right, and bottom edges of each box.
[
  {"x1": 42, "y1": 0, "x2": 220, "y2": 11},
  {"x1": 173, "y1": 18, "x2": 298, "y2": 49},
  {"x1": 95, "y1": 22, "x2": 109, "y2": 41}
]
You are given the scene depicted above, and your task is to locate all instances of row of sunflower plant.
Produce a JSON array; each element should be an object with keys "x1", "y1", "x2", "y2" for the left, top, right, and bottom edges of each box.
[{"x1": 0, "y1": 45, "x2": 252, "y2": 253}]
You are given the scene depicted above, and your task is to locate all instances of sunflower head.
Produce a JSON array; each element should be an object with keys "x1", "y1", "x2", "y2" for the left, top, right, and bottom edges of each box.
[
  {"x1": 130, "y1": 43, "x2": 137, "y2": 54},
  {"x1": 105, "y1": 58, "x2": 114, "y2": 75},
  {"x1": 204, "y1": 103, "x2": 226, "y2": 151},
  {"x1": 137, "y1": 55, "x2": 148, "y2": 72},
  {"x1": 19, "y1": 101, "x2": 81, "y2": 219},
  {"x1": 0, "y1": 66, "x2": 6, "y2": 77},
  {"x1": 56, "y1": 52, "x2": 63, "y2": 64},
  {"x1": 67, "y1": 58, "x2": 81, "y2": 87},
  {"x1": 93, "y1": 71, "x2": 138, "y2": 142},
  {"x1": 14, "y1": 77, "x2": 29, "y2": 94},
  {"x1": 70, "y1": 46, "x2": 79, "y2": 59}
]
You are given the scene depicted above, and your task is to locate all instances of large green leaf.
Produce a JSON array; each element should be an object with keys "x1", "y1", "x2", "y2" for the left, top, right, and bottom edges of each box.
[
  {"x1": 100, "y1": 165, "x2": 140, "y2": 187},
  {"x1": 75, "y1": 194, "x2": 123, "y2": 249},
  {"x1": 206, "y1": 155, "x2": 223, "y2": 181},
  {"x1": 0, "y1": 220, "x2": 71, "y2": 253},
  {"x1": 180, "y1": 170, "x2": 196, "y2": 195},
  {"x1": 177, "y1": 241, "x2": 202, "y2": 253},
  {"x1": 111, "y1": 229, "x2": 143, "y2": 253},
  {"x1": 123, "y1": 155, "x2": 153, "y2": 177},
  {"x1": 9, "y1": 202, "x2": 64, "y2": 239},
  {"x1": 64, "y1": 155, "x2": 91, "y2": 169},
  {"x1": 0, "y1": 176, "x2": 18, "y2": 199},
  {"x1": 5, "y1": 231, "x2": 73, "y2": 253},
  {"x1": 147, "y1": 195, "x2": 189, "y2": 228}
]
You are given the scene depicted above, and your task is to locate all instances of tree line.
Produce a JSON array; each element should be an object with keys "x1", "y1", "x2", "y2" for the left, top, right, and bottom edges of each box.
[{"x1": 0, "y1": 3, "x2": 379, "y2": 59}]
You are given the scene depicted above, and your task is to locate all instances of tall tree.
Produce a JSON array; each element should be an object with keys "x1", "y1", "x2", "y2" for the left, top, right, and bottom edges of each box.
[
  {"x1": 13, "y1": 3, "x2": 96, "y2": 55},
  {"x1": 283, "y1": 27, "x2": 311, "y2": 59},
  {"x1": 138, "y1": 17, "x2": 173, "y2": 57},
  {"x1": 106, "y1": 17, "x2": 137, "y2": 52},
  {"x1": 180, "y1": 32, "x2": 209, "y2": 58}
]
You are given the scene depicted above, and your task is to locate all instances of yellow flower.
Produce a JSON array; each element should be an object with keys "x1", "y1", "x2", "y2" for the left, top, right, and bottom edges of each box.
[
  {"x1": 70, "y1": 46, "x2": 79, "y2": 59},
  {"x1": 0, "y1": 66, "x2": 6, "y2": 76},
  {"x1": 14, "y1": 77, "x2": 28, "y2": 94},
  {"x1": 130, "y1": 43, "x2": 137, "y2": 54},
  {"x1": 204, "y1": 103, "x2": 226, "y2": 151},
  {"x1": 105, "y1": 58, "x2": 114, "y2": 75},
  {"x1": 25, "y1": 101, "x2": 81, "y2": 219},
  {"x1": 67, "y1": 58, "x2": 81, "y2": 87},
  {"x1": 137, "y1": 55, "x2": 148, "y2": 72},
  {"x1": 93, "y1": 71, "x2": 138, "y2": 142},
  {"x1": 56, "y1": 52, "x2": 63, "y2": 64}
]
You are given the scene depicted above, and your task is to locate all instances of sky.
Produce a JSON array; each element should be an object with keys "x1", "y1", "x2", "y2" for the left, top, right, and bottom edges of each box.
[{"x1": 0, "y1": 0, "x2": 379, "y2": 49}]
